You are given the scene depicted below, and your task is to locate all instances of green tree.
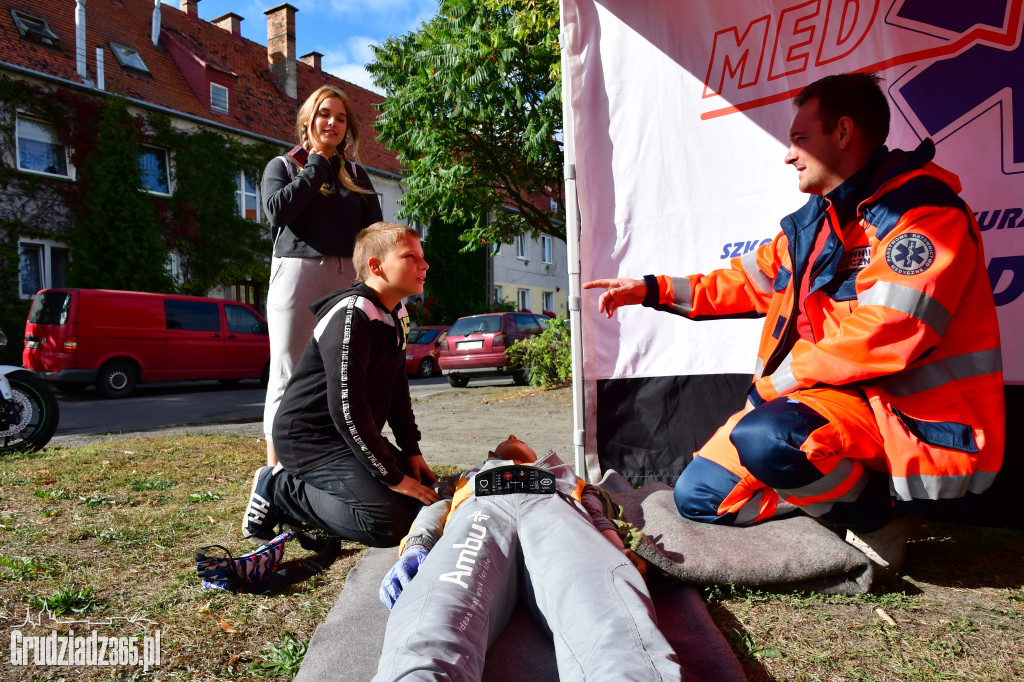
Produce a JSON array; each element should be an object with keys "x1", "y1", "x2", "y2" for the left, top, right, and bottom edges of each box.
[
  {"x1": 67, "y1": 98, "x2": 174, "y2": 292},
  {"x1": 154, "y1": 127, "x2": 273, "y2": 295},
  {"x1": 368, "y1": 0, "x2": 563, "y2": 251}
]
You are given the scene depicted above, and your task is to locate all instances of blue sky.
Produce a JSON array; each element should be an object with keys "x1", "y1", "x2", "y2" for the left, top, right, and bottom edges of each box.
[{"x1": 163, "y1": 0, "x2": 440, "y2": 93}]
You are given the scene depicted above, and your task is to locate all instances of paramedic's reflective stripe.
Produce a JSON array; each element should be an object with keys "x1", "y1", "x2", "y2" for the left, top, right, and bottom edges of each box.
[
  {"x1": 882, "y1": 348, "x2": 1003, "y2": 397},
  {"x1": 774, "y1": 458, "x2": 861, "y2": 501},
  {"x1": 767, "y1": 354, "x2": 799, "y2": 395},
  {"x1": 858, "y1": 281, "x2": 951, "y2": 336},
  {"x1": 734, "y1": 490, "x2": 765, "y2": 525},
  {"x1": 891, "y1": 470, "x2": 998, "y2": 502},
  {"x1": 668, "y1": 276, "x2": 693, "y2": 316},
  {"x1": 740, "y1": 249, "x2": 774, "y2": 296}
]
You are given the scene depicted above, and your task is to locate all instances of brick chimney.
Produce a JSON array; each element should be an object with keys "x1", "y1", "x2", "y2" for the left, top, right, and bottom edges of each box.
[
  {"x1": 212, "y1": 12, "x2": 243, "y2": 37},
  {"x1": 179, "y1": 0, "x2": 199, "y2": 18},
  {"x1": 300, "y1": 51, "x2": 322, "y2": 75},
  {"x1": 265, "y1": 3, "x2": 298, "y2": 100}
]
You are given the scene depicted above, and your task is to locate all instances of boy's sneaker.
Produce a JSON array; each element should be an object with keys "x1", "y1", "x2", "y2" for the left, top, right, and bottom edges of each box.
[{"x1": 243, "y1": 465, "x2": 282, "y2": 542}]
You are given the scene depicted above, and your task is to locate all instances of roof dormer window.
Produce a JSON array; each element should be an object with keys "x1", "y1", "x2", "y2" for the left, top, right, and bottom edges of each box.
[
  {"x1": 109, "y1": 42, "x2": 150, "y2": 74},
  {"x1": 210, "y1": 83, "x2": 229, "y2": 114},
  {"x1": 10, "y1": 9, "x2": 60, "y2": 47}
]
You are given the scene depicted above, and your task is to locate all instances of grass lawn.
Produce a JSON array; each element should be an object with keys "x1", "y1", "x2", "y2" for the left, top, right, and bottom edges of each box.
[{"x1": 0, "y1": 435, "x2": 1021, "y2": 680}]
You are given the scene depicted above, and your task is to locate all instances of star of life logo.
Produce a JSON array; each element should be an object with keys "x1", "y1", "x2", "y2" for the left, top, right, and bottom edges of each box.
[
  {"x1": 8, "y1": 608, "x2": 161, "y2": 672},
  {"x1": 438, "y1": 511, "x2": 490, "y2": 589},
  {"x1": 886, "y1": 233, "x2": 935, "y2": 276}
]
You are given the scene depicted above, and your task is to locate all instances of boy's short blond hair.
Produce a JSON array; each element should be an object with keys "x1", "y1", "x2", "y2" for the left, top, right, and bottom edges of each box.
[{"x1": 353, "y1": 222, "x2": 420, "y2": 281}]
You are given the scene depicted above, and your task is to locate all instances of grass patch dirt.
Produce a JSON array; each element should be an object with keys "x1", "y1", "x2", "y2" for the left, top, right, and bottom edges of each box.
[
  {"x1": 701, "y1": 521, "x2": 1024, "y2": 680},
  {"x1": 0, "y1": 435, "x2": 364, "y2": 681},
  {"x1": 0, "y1": 434, "x2": 1020, "y2": 680}
]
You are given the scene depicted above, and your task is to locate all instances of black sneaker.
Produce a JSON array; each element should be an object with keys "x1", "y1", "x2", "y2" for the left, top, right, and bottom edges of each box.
[{"x1": 243, "y1": 465, "x2": 281, "y2": 542}]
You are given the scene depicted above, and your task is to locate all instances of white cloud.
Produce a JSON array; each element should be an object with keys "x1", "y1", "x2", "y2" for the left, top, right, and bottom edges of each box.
[{"x1": 319, "y1": 37, "x2": 384, "y2": 94}]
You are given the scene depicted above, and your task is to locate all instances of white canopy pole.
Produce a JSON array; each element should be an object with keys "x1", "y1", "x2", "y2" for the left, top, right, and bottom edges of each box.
[{"x1": 560, "y1": 1, "x2": 588, "y2": 480}]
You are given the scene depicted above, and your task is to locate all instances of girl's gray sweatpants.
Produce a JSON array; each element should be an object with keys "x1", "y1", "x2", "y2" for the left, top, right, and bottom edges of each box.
[{"x1": 263, "y1": 255, "x2": 354, "y2": 441}]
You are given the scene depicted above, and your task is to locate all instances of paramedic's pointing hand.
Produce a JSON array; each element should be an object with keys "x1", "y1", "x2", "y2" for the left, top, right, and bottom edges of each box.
[{"x1": 583, "y1": 278, "x2": 647, "y2": 318}]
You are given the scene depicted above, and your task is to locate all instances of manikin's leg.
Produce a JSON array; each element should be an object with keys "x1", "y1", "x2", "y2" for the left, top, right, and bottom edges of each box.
[
  {"x1": 373, "y1": 495, "x2": 521, "y2": 682},
  {"x1": 517, "y1": 494, "x2": 682, "y2": 682}
]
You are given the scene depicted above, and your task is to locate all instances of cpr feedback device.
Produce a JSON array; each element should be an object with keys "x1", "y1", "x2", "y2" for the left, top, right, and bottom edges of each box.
[{"x1": 474, "y1": 466, "x2": 556, "y2": 496}]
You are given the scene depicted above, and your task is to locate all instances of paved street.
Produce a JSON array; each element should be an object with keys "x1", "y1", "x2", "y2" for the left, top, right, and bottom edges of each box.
[{"x1": 49, "y1": 375, "x2": 517, "y2": 446}]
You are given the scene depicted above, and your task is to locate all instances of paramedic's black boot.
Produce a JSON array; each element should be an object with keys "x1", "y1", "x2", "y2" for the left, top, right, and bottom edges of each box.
[{"x1": 243, "y1": 464, "x2": 282, "y2": 543}]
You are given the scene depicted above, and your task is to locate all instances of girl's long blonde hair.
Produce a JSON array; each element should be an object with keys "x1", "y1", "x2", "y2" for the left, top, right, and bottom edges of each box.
[{"x1": 296, "y1": 85, "x2": 373, "y2": 194}]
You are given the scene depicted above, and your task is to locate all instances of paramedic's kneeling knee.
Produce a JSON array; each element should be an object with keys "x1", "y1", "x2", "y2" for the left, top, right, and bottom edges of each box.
[
  {"x1": 673, "y1": 457, "x2": 733, "y2": 524},
  {"x1": 731, "y1": 398, "x2": 829, "y2": 488}
]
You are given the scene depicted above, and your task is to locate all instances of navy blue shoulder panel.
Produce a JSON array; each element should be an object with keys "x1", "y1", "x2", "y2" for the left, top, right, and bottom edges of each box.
[
  {"x1": 860, "y1": 175, "x2": 965, "y2": 241},
  {"x1": 780, "y1": 195, "x2": 827, "y2": 243}
]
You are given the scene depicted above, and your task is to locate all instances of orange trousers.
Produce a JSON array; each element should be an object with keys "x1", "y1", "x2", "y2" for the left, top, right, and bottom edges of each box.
[{"x1": 673, "y1": 388, "x2": 895, "y2": 532}]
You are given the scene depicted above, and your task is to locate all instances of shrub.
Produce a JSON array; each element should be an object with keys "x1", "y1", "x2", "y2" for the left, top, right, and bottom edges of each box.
[{"x1": 506, "y1": 315, "x2": 571, "y2": 388}]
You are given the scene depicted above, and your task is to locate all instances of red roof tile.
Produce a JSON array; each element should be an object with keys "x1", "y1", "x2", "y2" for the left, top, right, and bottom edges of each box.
[{"x1": 0, "y1": 0, "x2": 401, "y2": 175}]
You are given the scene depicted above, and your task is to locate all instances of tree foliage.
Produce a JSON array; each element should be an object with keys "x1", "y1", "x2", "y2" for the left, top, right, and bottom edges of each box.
[
  {"x1": 0, "y1": 76, "x2": 274, "y2": 306},
  {"x1": 150, "y1": 124, "x2": 274, "y2": 296},
  {"x1": 67, "y1": 97, "x2": 175, "y2": 292},
  {"x1": 368, "y1": 0, "x2": 563, "y2": 250},
  {"x1": 506, "y1": 314, "x2": 571, "y2": 388}
]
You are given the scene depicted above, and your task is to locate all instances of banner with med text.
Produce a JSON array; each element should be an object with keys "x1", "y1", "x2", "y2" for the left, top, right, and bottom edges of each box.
[{"x1": 562, "y1": 0, "x2": 1024, "y2": 479}]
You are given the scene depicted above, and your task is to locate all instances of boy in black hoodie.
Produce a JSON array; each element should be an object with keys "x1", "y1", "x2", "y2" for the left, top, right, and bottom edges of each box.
[{"x1": 243, "y1": 222, "x2": 440, "y2": 547}]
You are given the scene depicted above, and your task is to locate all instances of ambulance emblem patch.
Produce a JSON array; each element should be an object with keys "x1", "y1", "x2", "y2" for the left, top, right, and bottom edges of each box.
[{"x1": 886, "y1": 234, "x2": 934, "y2": 276}]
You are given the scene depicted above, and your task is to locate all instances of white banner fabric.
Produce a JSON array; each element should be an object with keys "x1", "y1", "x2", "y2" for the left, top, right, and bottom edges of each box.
[{"x1": 563, "y1": 0, "x2": 1024, "y2": 385}]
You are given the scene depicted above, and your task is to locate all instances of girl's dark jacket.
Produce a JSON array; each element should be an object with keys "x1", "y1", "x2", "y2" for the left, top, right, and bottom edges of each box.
[{"x1": 262, "y1": 151, "x2": 383, "y2": 258}]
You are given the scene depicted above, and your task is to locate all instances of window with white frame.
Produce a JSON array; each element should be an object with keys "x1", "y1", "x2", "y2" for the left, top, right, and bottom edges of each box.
[
  {"x1": 210, "y1": 83, "x2": 229, "y2": 113},
  {"x1": 138, "y1": 145, "x2": 170, "y2": 194},
  {"x1": 16, "y1": 115, "x2": 72, "y2": 178},
  {"x1": 542, "y1": 291, "x2": 554, "y2": 313},
  {"x1": 516, "y1": 233, "x2": 529, "y2": 260},
  {"x1": 494, "y1": 285, "x2": 504, "y2": 304},
  {"x1": 19, "y1": 240, "x2": 69, "y2": 298},
  {"x1": 166, "y1": 252, "x2": 181, "y2": 284},
  {"x1": 235, "y1": 170, "x2": 260, "y2": 221},
  {"x1": 517, "y1": 288, "x2": 530, "y2": 311},
  {"x1": 542, "y1": 235, "x2": 552, "y2": 263}
]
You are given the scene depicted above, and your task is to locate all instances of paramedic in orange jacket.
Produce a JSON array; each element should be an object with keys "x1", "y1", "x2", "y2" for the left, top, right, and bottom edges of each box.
[{"x1": 584, "y1": 73, "x2": 1004, "y2": 572}]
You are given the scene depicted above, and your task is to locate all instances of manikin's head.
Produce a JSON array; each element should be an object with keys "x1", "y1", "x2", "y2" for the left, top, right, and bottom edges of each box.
[{"x1": 491, "y1": 435, "x2": 538, "y2": 465}]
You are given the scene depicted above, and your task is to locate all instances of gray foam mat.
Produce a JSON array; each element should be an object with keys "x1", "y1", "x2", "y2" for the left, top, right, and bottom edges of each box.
[{"x1": 295, "y1": 546, "x2": 745, "y2": 681}]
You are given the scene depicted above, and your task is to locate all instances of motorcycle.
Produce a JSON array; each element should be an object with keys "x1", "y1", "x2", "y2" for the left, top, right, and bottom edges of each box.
[{"x1": 0, "y1": 326, "x2": 59, "y2": 453}]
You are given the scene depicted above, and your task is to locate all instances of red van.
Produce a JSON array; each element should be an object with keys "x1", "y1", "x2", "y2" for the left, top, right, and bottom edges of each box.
[{"x1": 23, "y1": 289, "x2": 270, "y2": 398}]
